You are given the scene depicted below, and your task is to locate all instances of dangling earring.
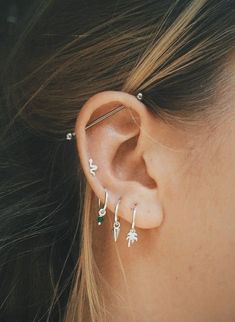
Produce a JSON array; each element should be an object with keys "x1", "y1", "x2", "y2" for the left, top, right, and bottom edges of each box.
[
  {"x1": 97, "y1": 189, "x2": 108, "y2": 225},
  {"x1": 126, "y1": 205, "x2": 138, "y2": 247},
  {"x1": 112, "y1": 198, "x2": 121, "y2": 242}
]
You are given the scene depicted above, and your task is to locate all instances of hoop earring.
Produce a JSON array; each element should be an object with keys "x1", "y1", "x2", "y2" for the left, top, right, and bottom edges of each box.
[
  {"x1": 97, "y1": 189, "x2": 108, "y2": 225},
  {"x1": 112, "y1": 198, "x2": 121, "y2": 242},
  {"x1": 126, "y1": 205, "x2": 138, "y2": 247}
]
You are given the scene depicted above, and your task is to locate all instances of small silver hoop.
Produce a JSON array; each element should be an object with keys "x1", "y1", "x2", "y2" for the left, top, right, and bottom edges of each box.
[
  {"x1": 97, "y1": 189, "x2": 108, "y2": 225},
  {"x1": 112, "y1": 198, "x2": 121, "y2": 242},
  {"x1": 114, "y1": 198, "x2": 121, "y2": 222},
  {"x1": 131, "y1": 205, "x2": 137, "y2": 230},
  {"x1": 103, "y1": 188, "x2": 108, "y2": 210},
  {"x1": 126, "y1": 204, "x2": 138, "y2": 247}
]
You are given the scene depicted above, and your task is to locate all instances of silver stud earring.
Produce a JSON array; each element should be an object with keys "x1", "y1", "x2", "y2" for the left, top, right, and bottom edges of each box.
[
  {"x1": 136, "y1": 92, "x2": 143, "y2": 101},
  {"x1": 66, "y1": 132, "x2": 76, "y2": 140},
  {"x1": 126, "y1": 205, "x2": 138, "y2": 247},
  {"x1": 112, "y1": 198, "x2": 121, "y2": 242},
  {"x1": 97, "y1": 188, "x2": 108, "y2": 225},
  {"x1": 88, "y1": 158, "x2": 98, "y2": 176}
]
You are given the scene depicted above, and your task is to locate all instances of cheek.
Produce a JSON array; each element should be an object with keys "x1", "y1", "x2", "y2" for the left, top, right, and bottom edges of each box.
[{"x1": 160, "y1": 129, "x2": 235, "y2": 313}]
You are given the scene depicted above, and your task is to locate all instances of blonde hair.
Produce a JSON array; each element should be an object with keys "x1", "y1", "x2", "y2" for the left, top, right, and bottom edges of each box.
[{"x1": 1, "y1": 0, "x2": 234, "y2": 321}]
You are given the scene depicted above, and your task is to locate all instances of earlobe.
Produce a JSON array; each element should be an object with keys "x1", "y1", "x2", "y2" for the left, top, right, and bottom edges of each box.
[{"x1": 75, "y1": 90, "x2": 164, "y2": 230}]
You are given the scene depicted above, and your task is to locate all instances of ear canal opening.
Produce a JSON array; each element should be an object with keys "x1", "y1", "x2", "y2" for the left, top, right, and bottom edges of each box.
[{"x1": 112, "y1": 134, "x2": 157, "y2": 189}]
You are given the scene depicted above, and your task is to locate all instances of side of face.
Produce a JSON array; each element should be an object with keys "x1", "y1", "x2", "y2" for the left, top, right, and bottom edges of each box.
[{"x1": 74, "y1": 58, "x2": 235, "y2": 317}]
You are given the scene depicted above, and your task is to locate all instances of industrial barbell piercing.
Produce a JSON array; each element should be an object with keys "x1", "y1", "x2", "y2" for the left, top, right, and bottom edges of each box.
[
  {"x1": 126, "y1": 205, "x2": 138, "y2": 247},
  {"x1": 112, "y1": 198, "x2": 121, "y2": 242},
  {"x1": 65, "y1": 92, "x2": 144, "y2": 139},
  {"x1": 97, "y1": 188, "x2": 108, "y2": 225}
]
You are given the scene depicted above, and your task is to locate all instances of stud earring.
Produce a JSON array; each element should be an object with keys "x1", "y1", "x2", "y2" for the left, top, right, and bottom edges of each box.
[
  {"x1": 88, "y1": 158, "x2": 98, "y2": 176},
  {"x1": 126, "y1": 205, "x2": 138, "y2": 247},
  {"x1": 97, "y1": 188, "x2": 108, "y2": 225},
  {"x1": 66, "y1": 132, "x2": 76, "y2": 140},
  {"x1": 136, "y1": 92, "x2": 143, "y2": 101},
  {"x1": 112, "y1": 198, "x2": 121, "y2": 242}
]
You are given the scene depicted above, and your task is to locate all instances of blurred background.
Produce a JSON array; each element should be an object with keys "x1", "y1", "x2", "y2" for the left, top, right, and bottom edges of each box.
[
  {"x1": 0, "y1": 1, "x2": 32, "y2": 40},
  {"x1": 0, "y1": 1, "x2": 32, "y2": 65}
]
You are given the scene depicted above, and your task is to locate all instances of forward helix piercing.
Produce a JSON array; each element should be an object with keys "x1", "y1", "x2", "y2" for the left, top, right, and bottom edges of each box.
[
  {"x1": 112, "y1": 198, "x2": 121, "y2": 242},
  {"x1": 126, "y1": 205, "x2": 138, "y2": 247},
  {"x1": 97, "y1": 188, "x2": 108, "y2": 225},
  {"x1": 65, "y1": 92, "x2": 143, "y2": 140}
]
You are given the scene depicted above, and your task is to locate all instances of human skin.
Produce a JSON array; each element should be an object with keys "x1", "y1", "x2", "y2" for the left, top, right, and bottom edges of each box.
[{"x1": 75, "y1": 55, "x2": 235, "y2": 322}]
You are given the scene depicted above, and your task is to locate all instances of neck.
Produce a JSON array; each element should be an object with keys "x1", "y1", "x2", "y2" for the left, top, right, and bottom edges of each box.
[
  {"x1": 93, "y1": 212, "x2": 210, "y2": 322},
  {"x1": 93, "y1": 214, "x2": 169, "y2": 322}
]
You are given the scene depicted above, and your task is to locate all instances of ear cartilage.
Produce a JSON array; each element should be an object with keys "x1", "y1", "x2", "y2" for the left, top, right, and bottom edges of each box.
[
  {"x1": 126, "y1": 205, "x2": 138, "y2": 247},
  {"x1": 97, "y1": 188, "x2": 108, "y2": 225},
  {"x1": 112, "y1": 198, "x2": 121, "y2": 242},
  {"x1": 88, "y1": 158, "x2": 98, "y2": 176},
  {"x1": 65, "y1": 92, "x2": 144, "y2": 138},
  {"x1": 66, "y1": 132, "x2": 76, "y2": 140}
]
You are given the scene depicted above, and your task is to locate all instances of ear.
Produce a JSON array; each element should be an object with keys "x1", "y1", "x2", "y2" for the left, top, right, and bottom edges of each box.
[{"x1": 75, "y1": 90, "x2": 164, "y2": 229}]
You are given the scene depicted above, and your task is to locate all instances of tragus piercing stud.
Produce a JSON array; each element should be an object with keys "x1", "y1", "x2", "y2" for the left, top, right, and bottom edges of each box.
[
  {"x1": 112, "y1": 198, "x2": 121, "y2": 242},
  {"x1": 97, "y1": 188, "x2": 108, "y2": 225},
  {"x1": 126, "y1": 205, "x2": 138, "y2": 247},
  {"x1": 88, "y1": 158, "x2": 98, "y2": 176}
]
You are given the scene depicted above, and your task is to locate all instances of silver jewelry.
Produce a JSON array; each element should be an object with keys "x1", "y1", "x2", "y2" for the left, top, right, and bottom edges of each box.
[
  {"x1": 136, "y1": 92, "x2": 143, "y2": 101},
  {"x1": 126, "y1": 205, "x2": 138, "y2": 247},
  {"x1": 85, "y1": 92, "x2": 143, "y2": 130},
  {"x1": 112, "y1": 198, "x2": 121, "y2": 242},
  {"x1": 66, "y1": 132, "x2": 76, "y2": 140},
  {"x1": 65, "y1": 92, "x2": 144, "y2": 139},
  {"x1": 88, "y1": 158, "x2": 98, "y2": 176},
  {"x1": 97, "y1": 188, "x2": 108, "y2": 225}
]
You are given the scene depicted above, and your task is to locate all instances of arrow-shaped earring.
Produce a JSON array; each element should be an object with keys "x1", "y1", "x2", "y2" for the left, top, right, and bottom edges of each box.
[{"x1": 112, "y1": 198, "x2": 121, "y2": 242}]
